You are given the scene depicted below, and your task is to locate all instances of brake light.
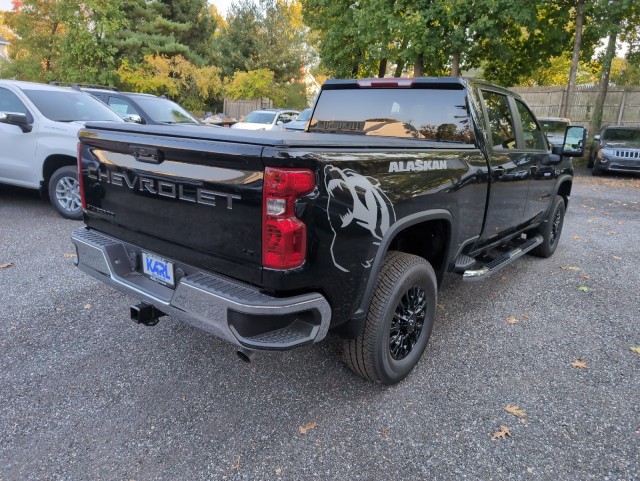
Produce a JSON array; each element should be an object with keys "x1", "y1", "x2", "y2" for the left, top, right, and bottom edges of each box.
[
  {"x1": 77, "y1": 142, "x2": 86, "y2": 210},
  {"x1": 356, "y1": 78, "x2": 415, "y2": 88},
  {"x1": 262, "y1": 167, "x2": 315, "y2": 269}
]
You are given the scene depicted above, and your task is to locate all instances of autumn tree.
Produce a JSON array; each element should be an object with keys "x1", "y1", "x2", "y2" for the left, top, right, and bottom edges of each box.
[{"x1": 117, "y1": 54, "x2": 223, "y2": 110}]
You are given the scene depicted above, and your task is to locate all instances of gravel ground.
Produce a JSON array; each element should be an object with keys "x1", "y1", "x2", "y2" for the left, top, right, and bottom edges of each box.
[{"x1": 1, "y1": 168, "x2": 638, "y2": 481}]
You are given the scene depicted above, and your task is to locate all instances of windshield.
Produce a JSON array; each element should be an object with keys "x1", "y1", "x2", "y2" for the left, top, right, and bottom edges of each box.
[
  {"x1": 297, "y1": 108, "x2": 312, "y2": 122},
  {"x1": 540, "y1": 120, "x2": 568, "y2": 135},
  {"x1": 132, "y1": 96, "x2": 199, "y2": 124},
  {"x1": 23, "y1": 89, "x2": 123, "y2": 122},
  {"x1": 602, "y1": 128, "x2": 640, "y2": 142},
  {"x1": 243, "y1": 111, "x2": 276, "y2": 124},
  {"x1": 309, "y1": 88, "x2": 473, "y2": 143}
]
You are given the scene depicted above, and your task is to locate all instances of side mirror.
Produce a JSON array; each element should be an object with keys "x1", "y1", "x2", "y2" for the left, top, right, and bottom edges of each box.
[
  {"x1": 594, "y1": 134, "x2": 600, "y2": 141},
  {"x1": 124, "y1": 114, "x2": 143, "y2": 124},
  {"x1": 0, "y1": 111, "x2": 33, "y2": 133},
  {"x1": 276, "y1": 120, "x2": 283, "y2": 125},
  {"x1": 561, "y1": 126, "x2": 587, "y2": 157}
]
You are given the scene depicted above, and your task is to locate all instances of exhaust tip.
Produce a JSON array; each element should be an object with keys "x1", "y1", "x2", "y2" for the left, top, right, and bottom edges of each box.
[{"x1": 236, "y1": 349, "x2": 255, "y2": 364}]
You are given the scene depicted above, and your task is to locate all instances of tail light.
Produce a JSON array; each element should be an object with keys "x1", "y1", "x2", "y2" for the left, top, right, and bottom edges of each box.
[
  {"x1": 262, "y1": 167, "x2": 315, "y2": 269},
  {"x1": 77, "y1": 142, "x2": 86, "y2": 210}
]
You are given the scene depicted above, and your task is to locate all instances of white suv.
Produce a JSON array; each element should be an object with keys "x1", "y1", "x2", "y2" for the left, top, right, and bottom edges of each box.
[
  {"x1": 0, "y1": 80, "x2": 123, "y2": 219},
  {"x1": 230, "y1": 109, "x2": 299, "y2": 131}
]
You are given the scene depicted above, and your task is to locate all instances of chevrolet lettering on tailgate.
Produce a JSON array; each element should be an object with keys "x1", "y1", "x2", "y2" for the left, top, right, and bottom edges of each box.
[{"x1": 87, "y1": 165, "x2": 241, "y2": 209}]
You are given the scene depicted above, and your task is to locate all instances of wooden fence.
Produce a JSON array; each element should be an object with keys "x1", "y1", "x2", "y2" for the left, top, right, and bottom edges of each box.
[
  {"x1": 510, "y1": 86, "x2": 640, "y2": 129},
  {"x1": 223, "y1": 98, "x2": 273, "y2": 120}
]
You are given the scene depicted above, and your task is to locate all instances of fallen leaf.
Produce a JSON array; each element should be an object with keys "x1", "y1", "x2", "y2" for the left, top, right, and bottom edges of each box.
[
  {"x1": 506, "y1": 316, "x2": 519, "y2": 325},
  {"x1": 520, "y1": 314, "x2": 530, "y2": 320},
  {"x1": 560, "y1": 266, "x2": 580, "y2": 271},
  {"x1": 275, "y1": 468, "x2": 282, "y2": 476},
  {"x1": 299, "y1": 421, "x2": 318, "y2": 434},
  {"x1": 500, "y1": 276, "x2": 508, "y2": 281},
  {"x1": 0, "y1": 262, "x2": 13, "y2": 269},
  {"x1": 571, "y1": 360, "x2": 588, "y2": 369},
  {"x1": 63, "y1": 253, "x2": 77, "y2": 258},
  {"x1": 580, "y1": 275, "x2": 592, "y2": 280},
  {"x1": 437, "y1": 303, "x2": 445, "y2": 310},
  {"x1": 503, "y1": 405, "x2": 526, "y2": 418},
  {"x1": 230, "y1": 456, "x2": 240, "y2": 470},
  {"x1": 607, "y1": 231, "x2": 619, "y2": 235},
  {"x1": 492, "y1": 425, "x2": 511, "y2": 440},
  {"x1": 613, "y1": 256, "x2": 622, "y2": 260},
  {"x1": 381, "y1": 428, "x2": 390, "y2": 436},
  {"x1": 630, "y1": 346, "x2": 640, "y2": 357},
  {"x1": 617, "y1": 221, "x2": 625, "y2": 226},
  {"x1": 573, "y1": 235, "x2": 580, "y2": 240},
  {"x1": 407, "y1": 401, "x2": 414, "y2": 406},
  {"x1": 578, "y1": 286, "x2": 590, "y2": 292},
  {"x1": 520, "y1": 418, "x2": 527, "y2": 425},
  {"x1": 83, "y1": 304, "x2": 92, "y2": 309}
]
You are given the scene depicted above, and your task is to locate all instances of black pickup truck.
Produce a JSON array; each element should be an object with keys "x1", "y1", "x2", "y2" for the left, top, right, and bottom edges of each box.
[{"x1": 71, "y1": 78, "x2": 586, "y2": 384}]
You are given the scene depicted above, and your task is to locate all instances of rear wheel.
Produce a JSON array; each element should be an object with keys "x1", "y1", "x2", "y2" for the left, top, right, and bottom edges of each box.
[
  {"x1": 48, "y1": 166, "x2": 82, "y2": 220},
  {"x1": 531, "y1": 195, "x2": 565, "y2": 258},
  {"x1": 343, "y1": 252, "x2": 437, "y2": 384},
  {"x1": 592, "y1": 163, "x2": 602, "y2": 176}
]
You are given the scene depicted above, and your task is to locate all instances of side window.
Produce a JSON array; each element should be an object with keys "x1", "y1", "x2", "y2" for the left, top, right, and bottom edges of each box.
[
  {"x1": 515, "y1": 100, "x2": 545, "y2": 150},
  {"x1": 0, "y1": 88, "x2": 31, "y2": 119},
  {"x1": 482, "y1": 91, "x2": 516, "y2": 150},
  {"x1": 278, "y1": 112, "x2": 293, "y2": 124},
  {"x1": 108, "y1": 97, "x2": 139, "y2": 118}
]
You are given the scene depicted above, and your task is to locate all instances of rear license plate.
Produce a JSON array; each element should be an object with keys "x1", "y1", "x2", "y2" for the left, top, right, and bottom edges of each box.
[{"x1": 142, "y1": 252, "x2": 175, "y2": 287}]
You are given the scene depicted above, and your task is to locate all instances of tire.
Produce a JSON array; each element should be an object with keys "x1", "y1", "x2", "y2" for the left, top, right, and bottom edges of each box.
[
  {"x1": 531, "y1": 195, "x2": 565, "y2": 258},
  {"x1": 343, "y1": 251, "x2": 437, "y2": 385},
  {"x1": 48, "y1": 166, "x2": 82, "y2": 220},
  {"x1": 592, "y1": 164, "x2": 601, "y2": 176}
]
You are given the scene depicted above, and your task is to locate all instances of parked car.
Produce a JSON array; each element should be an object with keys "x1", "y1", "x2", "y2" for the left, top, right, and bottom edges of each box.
[
  {"x1": 0, "y1": 80, "x2": 123, "y2": 219},
  {"x1": 50, "y1": 83, "x2": 201, "y2": 126},
  {"x1": 202, "y1": 112, "x2": 237, "y2": 127},
  {"x1": 230, "y1": 108, "x2": 299, "y2": 131},
  {"x1": 588, "y1": 125, "x2": 640, "y2": 176},
  {"x1": 539, "y1": 117, "x2": 571, "y2": 148},
  {"x1": 283, "y1": 108, "x2": 312, "y2": 132}
]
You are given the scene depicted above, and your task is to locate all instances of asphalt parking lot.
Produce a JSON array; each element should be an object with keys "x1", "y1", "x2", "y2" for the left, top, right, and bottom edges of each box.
[{"x1": 1, "y1": 168, "x2": 638, "y2": 481}]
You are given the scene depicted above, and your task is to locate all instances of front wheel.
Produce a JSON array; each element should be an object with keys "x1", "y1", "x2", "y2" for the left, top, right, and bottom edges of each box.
[
  {"x1": 48, "y1": 166, "x2": 82, "y2": 220},
  {"x1": 343, "y1": 252, "x2": 437, "y2": 384},
  {"x1": 531, "y1": 195, "x2": 565, "y2": 258}
]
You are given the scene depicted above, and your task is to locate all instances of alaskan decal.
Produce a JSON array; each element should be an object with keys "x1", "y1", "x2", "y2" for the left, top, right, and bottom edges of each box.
[
  {"x1": 389, "y1": 160, "x2": 448, "y2": 173},
  {"x1": 325, "y1": 166, "x2": 396, "y2": 273}
]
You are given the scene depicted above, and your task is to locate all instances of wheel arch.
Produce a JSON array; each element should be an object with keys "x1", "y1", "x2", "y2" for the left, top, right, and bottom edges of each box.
[
  {"x1": 41, "y1": 154, "x2": 77, "y2": 195},
  {"x1": 339, "y1": 209, "x2": 454, "y2": 338},
  {"x1": 557, "y1": 178, "x2": 572, "y2": 208}
]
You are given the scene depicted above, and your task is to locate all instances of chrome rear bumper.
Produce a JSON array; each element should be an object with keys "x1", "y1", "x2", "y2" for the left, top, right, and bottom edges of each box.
[{"x1": 71, "y1": 227, "x2": 331, "y2": 350}]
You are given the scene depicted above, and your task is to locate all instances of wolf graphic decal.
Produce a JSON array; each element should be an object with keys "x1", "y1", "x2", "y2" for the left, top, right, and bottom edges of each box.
[{"x1": 324, "y1": 166, "x2": 396, "y2": 272}]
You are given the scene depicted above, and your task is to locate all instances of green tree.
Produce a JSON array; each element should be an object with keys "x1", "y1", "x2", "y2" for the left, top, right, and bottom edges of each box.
[
  {"x1": 215, "y1": 0, "x2": 307, "y2": 83},
  {"x1": 590, "y1": 0, "x2": 640, "y2": 133}
]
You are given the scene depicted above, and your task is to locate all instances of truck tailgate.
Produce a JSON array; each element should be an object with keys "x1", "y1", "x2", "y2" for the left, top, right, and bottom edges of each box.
[{"x1": 79, "y1": 127, "x2": 264, "y2": 285}]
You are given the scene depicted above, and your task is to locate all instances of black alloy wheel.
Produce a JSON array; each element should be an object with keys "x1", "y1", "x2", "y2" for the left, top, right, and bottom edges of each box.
[
  {"x1": 389, "y1": 286, "x2": 427, "y2": 360},
  {"x1": 343, "y1": 251, "x2": 437, "y2": 384}
]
